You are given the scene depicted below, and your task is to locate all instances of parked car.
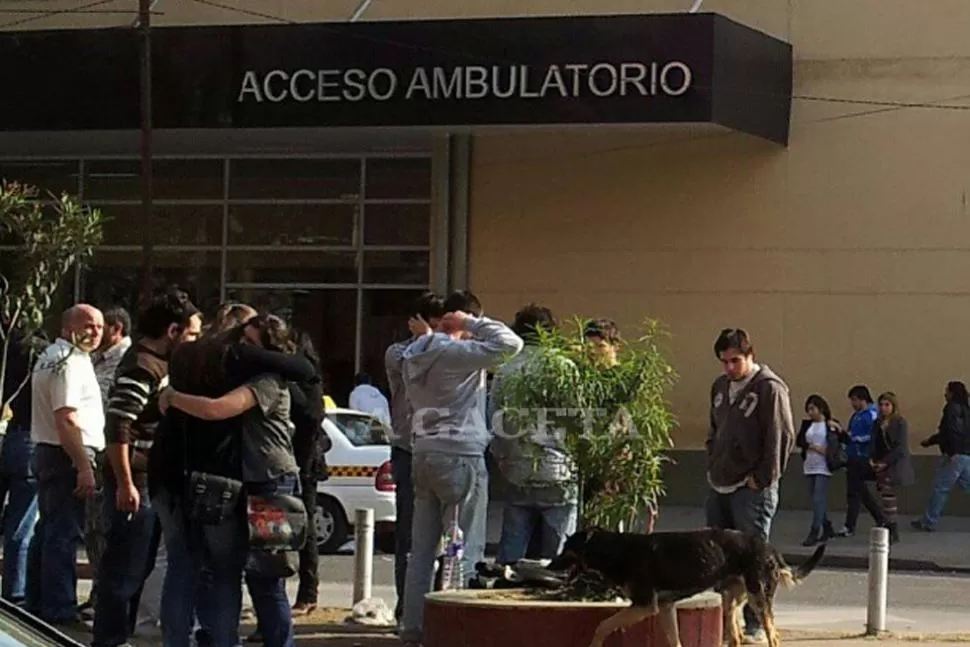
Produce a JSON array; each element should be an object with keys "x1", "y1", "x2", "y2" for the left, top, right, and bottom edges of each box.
[
  {"x1": 315, "y1": 408, "x2": 396, "y2": 553},
  {"x1": 0, "y1": 597, "x2": 85, "y2": 647}
]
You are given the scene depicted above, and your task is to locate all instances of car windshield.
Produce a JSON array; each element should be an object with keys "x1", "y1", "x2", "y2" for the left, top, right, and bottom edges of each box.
[
  {"x1": 330, "y1": 413, "x2": 390, "y2": 447},
  {"x1": 0, "y1": 599, "x2": 85, "y2": 647}
]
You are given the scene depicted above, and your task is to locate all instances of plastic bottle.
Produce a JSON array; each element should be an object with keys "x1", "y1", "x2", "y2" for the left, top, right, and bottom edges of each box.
[{"x1": 439, "y1": 505, "x2": 464, "y2": 590}]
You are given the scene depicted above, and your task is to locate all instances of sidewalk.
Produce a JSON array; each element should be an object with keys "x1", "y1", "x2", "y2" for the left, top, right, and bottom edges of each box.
[{"x1": 655, "y1": 506, "x2": 970, "y2": 573}]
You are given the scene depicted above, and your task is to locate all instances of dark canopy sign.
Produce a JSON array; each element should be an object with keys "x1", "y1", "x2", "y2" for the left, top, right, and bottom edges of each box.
[{"x1": 0, "y1": 13, "x2": 793, "y2": 144}]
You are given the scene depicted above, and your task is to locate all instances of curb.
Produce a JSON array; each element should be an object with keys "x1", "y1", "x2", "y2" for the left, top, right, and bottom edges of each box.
[{"x1": 781, "y1": 551, "x2": 970, "y2": 575}]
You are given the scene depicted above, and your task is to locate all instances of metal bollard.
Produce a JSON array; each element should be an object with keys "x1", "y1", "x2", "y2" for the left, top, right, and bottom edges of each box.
[
  {"x1": 353, "y1": 508, "x2": 375, "y2": 605},
  {"x1": 866, "y1": 526, "x2": 890, "y2": 635}
]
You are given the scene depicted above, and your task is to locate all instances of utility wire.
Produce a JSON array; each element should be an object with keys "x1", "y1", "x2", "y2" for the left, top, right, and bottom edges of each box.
[{"x1": 0, "y1": 0, "x2": 118, "y2": 30}]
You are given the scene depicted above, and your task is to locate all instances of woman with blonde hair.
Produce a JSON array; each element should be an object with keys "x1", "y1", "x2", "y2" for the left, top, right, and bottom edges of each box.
[{"x1": 869, "y1": 392, "x2": 915, "y2": 544}]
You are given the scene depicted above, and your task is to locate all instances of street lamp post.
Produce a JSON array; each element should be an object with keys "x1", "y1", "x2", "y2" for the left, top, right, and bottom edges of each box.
[{"x1": 137, "y1": 0, "x2": 154, "y2": 303}]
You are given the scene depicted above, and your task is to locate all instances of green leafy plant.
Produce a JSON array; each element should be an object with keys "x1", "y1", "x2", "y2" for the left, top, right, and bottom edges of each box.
[
  {"x1": 0, "y1": 181, "x2": 104, "y2": 432},
  {"x1": 496, "y1": 317, "x2": 678, "y2": 530}
]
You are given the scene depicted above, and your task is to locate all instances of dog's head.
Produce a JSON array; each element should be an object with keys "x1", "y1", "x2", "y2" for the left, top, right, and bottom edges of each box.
[{"x1": 546, "y1": 527, "x2": 603, "y2": 574}]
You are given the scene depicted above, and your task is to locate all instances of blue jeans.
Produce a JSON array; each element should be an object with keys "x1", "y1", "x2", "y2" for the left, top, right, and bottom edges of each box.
[
  {"x1": 705, "y1": 483, "x2": 779, "y2": 635},
  {"x1": 0, "y1": 426, "x2": 38, "y2": 602},
  {"x1": 155, "y1": 488, "x2": 247, "y2": 647},
  {"x1": 498, "y1": 502, "x2": 577, "y2": 564},
  {"x1": 922, "y1": 454, "x2": 970, "y2": 529},
  {"x1": 806, "y1": 474, "x2": 830, "y2": 533},
  {"x1": 390, "y1": 447, "x2": 414, "y2": 621},
  {"x1": 244, "y1": 474, "x2": 298, "y2": 647},
  {"x1": 26, "y1": 444, "x2": 92, "y2": 623},
  {"x1": 400, "y1": 452, "x2": 489, "y2": 644},
  {"x1": 93, "y1": 479, "x2": 161, "y2": 647}
]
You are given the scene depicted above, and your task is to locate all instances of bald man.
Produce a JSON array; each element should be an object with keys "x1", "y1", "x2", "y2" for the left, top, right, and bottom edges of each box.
[{"x1": 26, "y1": 304, "x2": 106, "y2": 627}]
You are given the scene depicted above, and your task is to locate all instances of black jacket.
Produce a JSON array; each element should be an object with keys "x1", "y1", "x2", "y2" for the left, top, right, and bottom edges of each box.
[
  {"x1": 923, "y1": 402, "x2": 970, "y2": 457},
  {"x1": 795, "y1": 419, "x2": 844, "y2": 471},
  {"x1": 870, "y1": 417, "x2": 915, "y2": 487}
]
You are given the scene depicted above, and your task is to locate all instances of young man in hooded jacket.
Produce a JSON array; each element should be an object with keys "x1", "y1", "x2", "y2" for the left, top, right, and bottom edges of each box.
[
  {"x1": 398, "y1": 290, "x2": 523, "y2": 646},
  {"x1": 705, "y1": 328, "x2": 795, "y2": 645}
]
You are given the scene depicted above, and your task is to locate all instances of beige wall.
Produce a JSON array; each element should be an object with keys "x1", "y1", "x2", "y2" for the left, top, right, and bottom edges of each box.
[{"x1": 467, "y1": 14, "x2": 970, "y2": 448}]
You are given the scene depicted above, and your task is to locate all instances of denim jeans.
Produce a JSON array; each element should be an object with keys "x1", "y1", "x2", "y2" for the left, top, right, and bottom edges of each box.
[
  {"x1": 498, "y1": 502, "x2": 577, "y2": 564},
  {"x1": 92, "y1": 479, "x2": 161, "y2": 647},
  {"x1": 244, "y1": 473, "x2": 298, "y2": 647},
  {"x1": 25, "y1": 443, "x2": 91, "y2": 623},
  {"x1": 0, "y1": 425, "x2": 38, "y2": 602},
  {"x1": 154, "y1": 488, "x2": 247, "y2": 647},
  {"x1": 705, "y1": 483, "x2": 779, "y2": 635},
  {"x1": 295, "y1": 473, "x2": 318, "y2": 606},
  {"x1": 922, "y1": 454, "x2": 970, "y2": 529},
  {"x1": 390, "y1": 447, "x2": 414, "y2": 621},
  {"x1": 400, "y1": 452, "x2": 488, "y2": 644},
  {"x1": 805, "y1": 474, "x2": 830, "y2": 533}
]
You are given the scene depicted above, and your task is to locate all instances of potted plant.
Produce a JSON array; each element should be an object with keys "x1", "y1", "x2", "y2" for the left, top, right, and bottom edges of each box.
[
  {"x1": 0, "y1": 180, "x2": 104, "y2": 436},
  {"x1": 495, "y1": 317, "x2": 678, "y2": 532}
]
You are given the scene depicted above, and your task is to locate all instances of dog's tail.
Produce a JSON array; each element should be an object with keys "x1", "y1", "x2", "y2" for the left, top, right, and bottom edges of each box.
[{"x1": 778, "y1": 543, "x2": 826, "y2": 589}]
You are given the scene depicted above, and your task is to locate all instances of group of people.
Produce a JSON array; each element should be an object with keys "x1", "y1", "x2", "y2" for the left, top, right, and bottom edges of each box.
[
  {"x1": 0, "y1": 289, "x2": 332, "y2": 647},
  {"x1": 794, "y1": 380, "x2": 970, "y2": 548},
  {"x1": 3, "y1": 283, "x2": 968, "y2": 647}
]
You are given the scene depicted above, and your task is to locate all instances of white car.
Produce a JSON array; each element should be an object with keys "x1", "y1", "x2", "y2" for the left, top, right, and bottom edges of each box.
[{"x1": 315, "y1": 408, "x2": 397, "y2": 553}]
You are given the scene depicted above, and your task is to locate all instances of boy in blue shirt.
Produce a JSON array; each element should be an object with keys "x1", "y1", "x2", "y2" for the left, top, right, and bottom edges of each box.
[{"x1": 837, "y1": 385, "x2": 887, "y2": 537}]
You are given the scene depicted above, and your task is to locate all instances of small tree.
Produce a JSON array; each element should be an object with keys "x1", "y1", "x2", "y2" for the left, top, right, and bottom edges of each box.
[
  {"x1": 496, "y1": 317, "x2": 678, "y2": 530},
  {"x1": 0, "y1": 181, "x2": 104, "y2": 434}
]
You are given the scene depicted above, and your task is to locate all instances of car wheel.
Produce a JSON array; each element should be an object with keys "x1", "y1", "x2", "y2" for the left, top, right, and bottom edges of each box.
[
  {"x1": 375, "y1": 530, "x2": 396, "y2": 555},
  {"x1": 315, "y1": 495, "x2": 349, "y2": 554}
]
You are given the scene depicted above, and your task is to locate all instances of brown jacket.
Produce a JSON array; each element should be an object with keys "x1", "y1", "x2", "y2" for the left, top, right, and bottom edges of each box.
[{"x1": 706, "y1": 365, "x2": 795, "y2": 490}]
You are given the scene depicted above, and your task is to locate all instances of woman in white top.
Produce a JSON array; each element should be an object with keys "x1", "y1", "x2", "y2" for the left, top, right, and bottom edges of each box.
[{"x1": 795, "y1": 394, "x2": 843, "y2": 547}]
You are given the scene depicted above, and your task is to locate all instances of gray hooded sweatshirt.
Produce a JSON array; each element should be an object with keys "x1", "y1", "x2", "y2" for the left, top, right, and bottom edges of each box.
[{"x1": 403, "y1": 316, "x2": 523, "y2": 456}]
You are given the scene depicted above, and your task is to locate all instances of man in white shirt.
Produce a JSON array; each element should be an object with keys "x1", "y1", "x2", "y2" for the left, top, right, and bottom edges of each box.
[
  {"x1": 348, "y1": 372, "x2": 391, "y2": 427},
  {"x1": 25, "y1": 304, "x2": 105, "y2": 627}
]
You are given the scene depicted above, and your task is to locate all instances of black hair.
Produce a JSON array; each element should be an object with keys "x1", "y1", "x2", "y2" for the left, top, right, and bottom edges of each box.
[
  {"x1": 847, "y1": 385, "x2": 873, "y2": 403},
  {"x1": 135, "y1": 287, "x2": 199, "y2": 339},
  {"x1": 103, "y1": 306, "x2": 132, "y2": 337},
  {"x1": 442, "y1": 290, "x2": 483, "y2": 317},
  {"x1": 805, "y1": 394, "x2": 833, "y2": 421},
  {"x1": 713, "y1": 328, "x2": 753, "y2": 358},
  {"x1": 947, "y1": 381, "x2": 970, "y2": 407},
  {"x1": 411, "y1": 291, "x2": 446, "y2": 322},
  {"x1": 355, "y1": 372, "x2": 372, "y2": 386},
  {"x1": 512, "y1": 303, "x2": 556, "y2": 340},
  {"x1": 584, "y1": 318, "x2": 619, "y2": 344}
]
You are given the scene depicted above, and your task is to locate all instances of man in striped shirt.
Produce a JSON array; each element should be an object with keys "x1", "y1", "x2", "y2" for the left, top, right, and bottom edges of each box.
[{"x1": 92, "y1": 288, "x2": 201, "y2": 647}]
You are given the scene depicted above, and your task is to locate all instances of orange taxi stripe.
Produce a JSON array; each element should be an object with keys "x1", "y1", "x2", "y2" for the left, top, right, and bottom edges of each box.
[{"x1": 329, "y1": 465, "x2": 379, "y2": 478}]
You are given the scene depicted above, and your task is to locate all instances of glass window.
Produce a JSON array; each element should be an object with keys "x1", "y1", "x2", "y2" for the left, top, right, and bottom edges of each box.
[
  {"x1": 366, "y1": 158, "x2": 432, "y2": 200},
  {"x1": 81, "y1": 249, "x2": 221, "y2": 316},
  {"x1": 84, "y1": 159, "x2": 224, "y2": 200},
  {"x1": 229, "y1": 159, "x2": 360, "y2": 200},
  {"x1": 359, "y1": 288, "x2": 426, "y2": 393},
  {"x1": 329, "y1": 412, "x2": 390, "y2": 446},
  {"x1": 363, "y1": 250, "x2": 430, "y2": 285},
  {"x1": 226, "y1": 250, "x2": 358, "y2": 284},
  {"x1": 227, "y1": 204, "x2": 356, "y2": 247},
  {"x1": 96, "y1": 204, "x2": 223, "y2": 246},
  {"x1": 0, "y1": 160, "x2": 80, "y2": 196},
  {"x1": 225, "y1": 288, "x2": 359, "y2": 405},
  {"x1": 363, "y1": 204, "x2": 430, "y2": 247}
]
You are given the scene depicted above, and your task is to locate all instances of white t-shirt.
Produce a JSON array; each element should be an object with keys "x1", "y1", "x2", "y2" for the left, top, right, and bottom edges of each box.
[
  {"x1": 803, "y1": 421, "x2": 831, "y2": 476},
  {"x1": 31, "y1": 338, "x2": 106, "y2": 450},
  {"x1": 349, "y1": 384, "x2": 391, "y2": 427}
]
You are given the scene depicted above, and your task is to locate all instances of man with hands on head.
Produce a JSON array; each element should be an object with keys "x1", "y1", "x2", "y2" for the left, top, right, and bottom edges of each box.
[{"x1": 398, "y1": 290, "x2": 523, "y2": 647}]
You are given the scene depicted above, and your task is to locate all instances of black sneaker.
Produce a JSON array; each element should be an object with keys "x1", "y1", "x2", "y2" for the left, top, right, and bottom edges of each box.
[
  {"x1": 910, "y1": 519, "x2": 935, "y2": 532},
  {"x1": 836, "y1": 526, "x2": 854, "y2": 538}
]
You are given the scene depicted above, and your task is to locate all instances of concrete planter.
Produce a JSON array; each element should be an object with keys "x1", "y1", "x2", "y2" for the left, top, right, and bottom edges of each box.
[{"x1": 423, "y1": 589, "x2": 723, "y2": 647}]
